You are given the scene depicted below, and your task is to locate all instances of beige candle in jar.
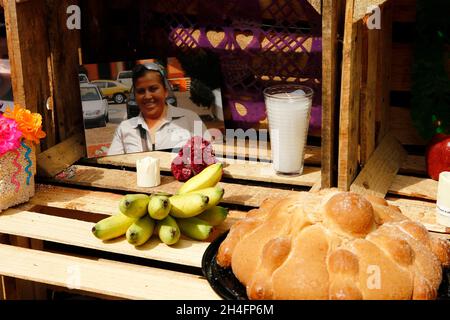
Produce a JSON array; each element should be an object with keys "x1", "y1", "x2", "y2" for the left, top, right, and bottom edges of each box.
[{"x1": 436, "y1": 171, "x2": 450, "y2": 227}]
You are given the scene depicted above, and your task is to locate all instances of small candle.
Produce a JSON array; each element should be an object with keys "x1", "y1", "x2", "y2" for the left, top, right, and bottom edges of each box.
[
  {"x1": 136, "y1": 157, "x2": 161, "y2": 188},
  {"x1": 436, "y1": 171, "x2": 450, "y2": 227}
]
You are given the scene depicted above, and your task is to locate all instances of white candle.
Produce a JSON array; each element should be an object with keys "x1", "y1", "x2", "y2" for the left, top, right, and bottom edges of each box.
[
  {"x1": 136, "y1": 157, "x2": 161, "y2": 187},
  {"x1": 436, "y1": 171, "x2": 450, "y2": 227}
]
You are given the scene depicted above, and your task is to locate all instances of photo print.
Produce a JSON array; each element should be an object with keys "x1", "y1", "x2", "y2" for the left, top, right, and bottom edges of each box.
[{"x1": 79, "y1": 55, "x2": 225, "y2": 158}]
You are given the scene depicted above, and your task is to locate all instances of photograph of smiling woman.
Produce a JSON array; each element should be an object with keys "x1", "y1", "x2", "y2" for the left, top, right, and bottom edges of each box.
[{"x1": 107, "y1": 63, "x2": 212, "y2": 156}]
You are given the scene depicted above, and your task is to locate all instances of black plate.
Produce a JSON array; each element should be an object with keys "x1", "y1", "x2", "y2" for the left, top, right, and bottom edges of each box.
[
  {"x1": 202, "y1": 231, "x2": 450, "y2": 300},
  {"x1": 201, "y1": 231, "x2": 248, "y2": 300}
]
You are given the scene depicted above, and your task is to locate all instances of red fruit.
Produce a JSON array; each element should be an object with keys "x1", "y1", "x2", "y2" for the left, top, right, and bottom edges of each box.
[
  {"x1": 171, "y1": 155, "x2": 193, "y2": 181},
  {"x1": 171, "y1": 136, "x2": 217, "y2": 181},
  {"x1": 425, "y1": 133, "x2": 450, "y2": 181}
]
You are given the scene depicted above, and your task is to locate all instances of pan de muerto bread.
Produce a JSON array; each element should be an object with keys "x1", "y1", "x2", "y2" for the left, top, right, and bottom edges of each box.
[{"x1": 216, "y1": 189, "x2": 450, "y2": 300}]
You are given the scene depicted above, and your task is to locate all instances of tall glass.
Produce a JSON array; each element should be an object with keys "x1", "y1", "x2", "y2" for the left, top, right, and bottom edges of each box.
[{"x1": 263, "y1": 85, "x2": 314, "y2": 175}]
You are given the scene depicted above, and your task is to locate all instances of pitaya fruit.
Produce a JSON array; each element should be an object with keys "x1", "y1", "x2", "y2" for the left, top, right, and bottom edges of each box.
[{"x1": 171, "y1": 136, "x2": 217, "y2": 181}]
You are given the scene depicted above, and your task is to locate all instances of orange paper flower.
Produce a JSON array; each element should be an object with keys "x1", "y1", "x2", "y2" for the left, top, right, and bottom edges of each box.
[{"x1": 3, "y1": 105, "x2": 46, "y2": 144}]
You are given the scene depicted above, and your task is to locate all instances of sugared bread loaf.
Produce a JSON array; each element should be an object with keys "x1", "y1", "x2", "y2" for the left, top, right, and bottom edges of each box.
[{"x1": 216, "y1": 189, "x2": 450, "y2": 300}]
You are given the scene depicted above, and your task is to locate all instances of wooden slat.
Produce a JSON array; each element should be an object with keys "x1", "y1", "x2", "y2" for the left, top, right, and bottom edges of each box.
[
  {"x1": 0, "y1": 208, "x2": 237, "y2": 268},
  {"x1": 32, "y1": 183, "x2": 444, "y2": 234},
  {"x1": 37, "y1": 133, "x2": 86, "y2": 177},
  {"x1": 389, "y1": 175, "x2": 438, "y2": 201},
  {"x1": 400, "y1": 154, "x2": 426, "y2": 175},
  {"x1": 86, "y1": 152, "x2": 321, "y2": 187},
  {"x1": 387, "y1": 196, "x2": 449, "y2": 234},
  {"x1": 338, "y1": 0, "x2": 362, "y2": 190},
  {"x1": 0, "y1": 185, "x2": 247, "y2": 268},
  {"x1": 4, "y1": 0, "x2": 55, "y2": 150},
  {"x1": 390, "y1": 106, "x2": 426, "y2": 146},
  {"x1": 321, "y1": 0, "x2": 344, "y2": 188},
  {"x1": 49, "y1": 165, "x2": 300, "y2": 208},
  {"x1": 45, "y1": 0, "x2": 84, "y2": 141},
  {"x1": 31, "y1": 184, "x2": 246, "y2": 230},
  {"x1": 211, "y1": 143, "x2": 321, "y2": 165},
  {"x1": 375, "y1": 3, "x2": 392, "y2": 143},
  {"x1": 32, "y1": 184, "x2": 124, "y2": 215},
  {"x1": 360, "y1": 24, "x2": 375, "y2": 165},
  {"x1": 351, "y1": 133, "x2": 407, "y2": 198},
  {"x1": 0, "y1": 243, "x2": 219, "y2": 300}
]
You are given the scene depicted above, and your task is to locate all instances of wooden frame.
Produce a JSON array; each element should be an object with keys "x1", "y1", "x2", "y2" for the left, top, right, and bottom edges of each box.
[
  {"x1": 0, "y1": 0, "x2": 351, "y2": 300},
  {"x1": 338, "y1": 0, "x2": 444, "y2": 231}
]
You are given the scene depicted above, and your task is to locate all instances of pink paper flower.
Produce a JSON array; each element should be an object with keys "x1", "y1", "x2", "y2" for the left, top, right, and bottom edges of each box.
[{"x1": 0, "y1": 114, "x2": 22, "y2": 156}]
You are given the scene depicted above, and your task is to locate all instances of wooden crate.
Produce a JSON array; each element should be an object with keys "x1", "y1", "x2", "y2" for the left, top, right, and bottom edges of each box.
[
  {"x1": 0, "y1": 0, "x2": 345, "y2": 299},
  {"x1": 338, "y1": 0, "x2": 449, "y2": 234}
]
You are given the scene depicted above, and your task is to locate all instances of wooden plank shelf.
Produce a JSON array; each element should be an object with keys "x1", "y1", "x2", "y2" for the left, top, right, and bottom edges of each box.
[
  {"x1": 0, "y1": 207, "x2": 227, "y2": 268},
  {"x1": 388, "y1": 175, "x2": 438, "y2": 201},
  {"x1": 0, "y1": 244, "x2": 220, "y2": 300},
  {"x1": 84, "y1": 151, "x2": 321, "y2": 188},
  {"x1": 47, "y1": 165, "x2": 307, "y2": 208}
]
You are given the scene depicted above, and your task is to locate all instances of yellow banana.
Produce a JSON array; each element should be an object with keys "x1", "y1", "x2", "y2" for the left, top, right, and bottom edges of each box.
[
  {"x1": 196, "y1": 206, "x2": 229, "y2": 226},
  {"x1": 189, "y1": 186, "x2": 224, "y2": 210},
  {"x1": 156, "y1": 215, "x2": 181, "y2": 246},
  {"x1": 177, "y1": 163, "x2": 223, "y2": 194},
  {"x1": 92, "y1": 213, "x2": 136, "y2": 241},
  {"x1": 126, "y1": 215, "x2": 155, "y2": 246},
  {"x1": 148, "y1": 195, "x2": 171, "y2": 220},
  {"x1": 119, "y1": 194, "x2": 150, "y2": 219},
  {"x1": 177, "y1": 217, "x2": 213, "y2": 241},
  {"x1": 169, "y1": 193, "x2": 209, "y2": 218}
]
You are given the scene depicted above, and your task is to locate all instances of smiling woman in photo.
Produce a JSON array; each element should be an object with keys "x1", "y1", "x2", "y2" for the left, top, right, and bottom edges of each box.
[{"x1": 107, "y1": 63, "x2": 210, "y2": 155}]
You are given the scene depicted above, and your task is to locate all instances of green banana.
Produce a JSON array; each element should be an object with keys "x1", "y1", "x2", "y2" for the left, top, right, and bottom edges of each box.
[
  {"x1": 196, "y1": 206, "x2": 229, "y2": 226},
  {"x1": 126, "y1": 215, "x2": 155, "y2": 246},
  {"x1": 177, "y1": 217, "x2": 214, "y2": 241},
  {"x1": 169, "y1": 193, "x2": 209, "y2": 218},
  {"x1": 92, "y1": 213, "x2": 136, "y2": 241},
  {"x1": 119, "y1": 194, "x2": 150, "y2": 219},
  {"x1": 148, "y1": 195, "x2": 171, "y2": 220},
  {"x1": 177, "y1": 163, "x2": 223, "y2": 194},
  {"x1": 156, "y1": 215, "x2": 181, "y2": 245},
  {"x1": 189, "y1": 186, "x2": 224, "y2": 210}
]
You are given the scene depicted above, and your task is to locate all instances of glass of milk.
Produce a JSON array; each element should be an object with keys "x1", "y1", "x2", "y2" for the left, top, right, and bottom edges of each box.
[{"x1": 263, "y1": 85, "x2": 314, "y2": 175}]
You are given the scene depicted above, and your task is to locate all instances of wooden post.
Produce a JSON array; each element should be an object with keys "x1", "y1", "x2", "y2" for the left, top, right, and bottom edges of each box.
[
  {"x1": 338, "y1": 0, "x2": 393, "y2": 190},
  {"x1": 321, "y1": 0, "x2": 345, "y2": 188},
  {"x1": 45, "y1": 0, "x2": 84, "y2": 142},
  {"x1": 4, "y1": 0, "x2": 55, "y2": 150},
  {"x1": 338, "y1": 0, "x2": 363, "y2": 190},
  {"x1": 375, "y1": 3, "x2": 392, "y2": 144}
]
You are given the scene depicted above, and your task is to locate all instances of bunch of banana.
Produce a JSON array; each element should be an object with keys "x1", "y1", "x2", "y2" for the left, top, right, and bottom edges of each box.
[{"x1": 91, "y1": 163, "x2": 228, "y2": 247}]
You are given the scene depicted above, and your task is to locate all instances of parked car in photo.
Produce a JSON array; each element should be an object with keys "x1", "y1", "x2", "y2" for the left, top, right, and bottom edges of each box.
[
  {"x1": 80, "y1": 83, "x2": 109, "y2": 128},
  {"x1": 91, "y1": 80, "x2": 129, "y2": 104},
  {"x1": 116, "y1": 70, "x2": 133, "y2": 90},
  {"x1": 79, "y1": 73, "x2": 89, "y2": 83}
]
